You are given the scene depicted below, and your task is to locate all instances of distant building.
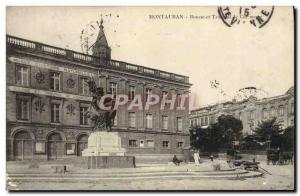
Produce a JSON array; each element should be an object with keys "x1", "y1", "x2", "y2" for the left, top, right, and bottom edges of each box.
[
  {"x1": 6, "y1": 20, "x2": 192, "y2": 161},
  {"x1": 189, "y1": 87, "x2": 294, "y2": 135}
]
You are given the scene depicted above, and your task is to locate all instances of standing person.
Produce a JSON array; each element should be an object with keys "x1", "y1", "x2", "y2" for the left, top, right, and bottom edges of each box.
[
  {"x1": 210, "y1": 154, "x2": 214, "y2": 162},
  {"x1": 193, "y1": 149, "x2": 200, "y2": 166}
]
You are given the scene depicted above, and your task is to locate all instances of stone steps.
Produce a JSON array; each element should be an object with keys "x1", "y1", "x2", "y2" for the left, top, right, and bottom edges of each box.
[
  {"x1": 8, "y1": 170, "x2": 249, "y2": 177},
  {"x1": 7, "y1": 169, "x2": 263, "y2": 183}
]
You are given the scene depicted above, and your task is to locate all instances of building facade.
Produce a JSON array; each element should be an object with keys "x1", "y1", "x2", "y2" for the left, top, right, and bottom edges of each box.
[
  {"x1": 189, "y1": 87, "x2": 294, "y2": 135},
  {"x1": 6, "y1": 22, "x2": 192, "y2": 161}
]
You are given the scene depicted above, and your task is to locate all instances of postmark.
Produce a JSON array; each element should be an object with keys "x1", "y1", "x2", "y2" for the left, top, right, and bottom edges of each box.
[{"x1": 218, "y1": 6, "x2": 274, "y2": 28}]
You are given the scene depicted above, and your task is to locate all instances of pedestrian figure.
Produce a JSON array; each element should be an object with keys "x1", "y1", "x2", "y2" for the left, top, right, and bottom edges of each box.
[
  {"x1": 210, "y1": 154, "x2": 214, "y2": 162},
  {"x1": 172, "y1": 155, "x2": 181, "y2": 166},
  {"x1": 193, "y1": 150, "x2": 201, "y2": 166}
]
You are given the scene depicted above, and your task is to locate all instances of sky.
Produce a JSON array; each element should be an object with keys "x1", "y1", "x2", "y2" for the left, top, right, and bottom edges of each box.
[{"x1": 6, "y1": 6, "x2": 294, "y2": 107}]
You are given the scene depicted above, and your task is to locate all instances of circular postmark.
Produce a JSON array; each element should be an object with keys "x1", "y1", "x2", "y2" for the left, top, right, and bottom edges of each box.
[
  {"x1": 80, "y1": 21, "x2": 99, "y2": 55},
  {"x1": 218, "y1": 6, "x2": 274, "y2": 28}
]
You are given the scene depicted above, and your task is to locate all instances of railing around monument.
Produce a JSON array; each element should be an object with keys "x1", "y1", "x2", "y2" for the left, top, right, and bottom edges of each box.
[{"x1": 7, "y1": 35, "x2": 190, "y2": 84}]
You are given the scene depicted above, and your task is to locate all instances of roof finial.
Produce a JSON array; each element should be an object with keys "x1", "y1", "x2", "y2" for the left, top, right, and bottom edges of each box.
[{"x1": 99, "y1": 17, "x2": 104, "y2": 29}]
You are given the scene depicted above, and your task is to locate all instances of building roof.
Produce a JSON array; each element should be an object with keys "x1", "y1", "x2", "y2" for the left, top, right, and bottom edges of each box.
[
  {"x1": 191, "y1": 86, "x2": 294, "y2": 113},
  {"x1": 285, "y1": 86, "x2": 294, "y2": 95},
  {"x1": 7, "y1": 34, "x2": 191, "y2": 86}
]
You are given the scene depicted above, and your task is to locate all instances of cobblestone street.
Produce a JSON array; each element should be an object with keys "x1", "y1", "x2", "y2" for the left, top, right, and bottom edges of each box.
[{"x1": 7, "y1": 160, "x2": 294, "y2": 191}]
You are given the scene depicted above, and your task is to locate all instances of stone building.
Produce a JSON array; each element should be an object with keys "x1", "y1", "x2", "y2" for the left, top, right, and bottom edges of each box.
[
  {"x1": 189, "y1": 87, "x2": 294, "y2": 135},
  {"x1": 6, "y1": 21, "x2": 192, "y2": 161}
]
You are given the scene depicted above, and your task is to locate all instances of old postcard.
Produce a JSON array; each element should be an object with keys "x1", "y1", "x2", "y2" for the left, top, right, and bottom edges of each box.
[{"x1": 6, "y1": 6, "x2": 295, "y2": 191}]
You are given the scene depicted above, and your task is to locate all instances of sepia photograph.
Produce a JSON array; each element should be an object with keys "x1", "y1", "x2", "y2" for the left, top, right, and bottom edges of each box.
[{"x1": 5, "y1": 6, "x2": 295, "y2": 191}]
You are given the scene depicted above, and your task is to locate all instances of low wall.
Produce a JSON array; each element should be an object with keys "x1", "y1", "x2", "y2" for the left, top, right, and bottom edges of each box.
[
  {"x1": 217, "y1": 153, "x2": 267, "y2": 161},
  {"x1": 238, "y1": 154, "x2": 267, "y2": 161},
  {"x1": 130, "y1": 154, "x2": 184, "y2": 164},
  {"x1": 7, "y1": 153, "x2": 185, "y2": 166}
]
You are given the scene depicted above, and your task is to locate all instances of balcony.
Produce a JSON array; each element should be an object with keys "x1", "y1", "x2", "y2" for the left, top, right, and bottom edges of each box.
[{"x1": 7, "y1": 35, "x2": 190, "y2": 85}]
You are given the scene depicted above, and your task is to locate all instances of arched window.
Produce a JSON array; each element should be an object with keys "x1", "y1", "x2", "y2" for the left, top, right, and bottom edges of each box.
[
  {"x1": 77, "y1": 134, "x2": 88, "y2": 156},
  {"x1": 13, "y1": 130, "x2": 33, "y2": 160},
  {"x1": 47, "y1": 132, "x2": 64, "y2": 160}
]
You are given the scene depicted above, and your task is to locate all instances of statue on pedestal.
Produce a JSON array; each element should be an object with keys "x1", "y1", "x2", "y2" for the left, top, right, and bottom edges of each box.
[
  {"x1": 86, "y1": 79, "x2": 116, "y2": 131},
  {"x1": 82, "y1": 79, "x2": 126, "y2": 157}
]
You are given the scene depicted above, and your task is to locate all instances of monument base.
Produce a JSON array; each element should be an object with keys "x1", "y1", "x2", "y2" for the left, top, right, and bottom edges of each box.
[
  {"x1": 81, "y1": 131, "x2": 135, "y2": 168},
  {"x1": 82, "y1": 131, "x2": 126, "y2": 157},
  {"x1": 86, "y1": 156, "x2": 136, "y2": 169}
]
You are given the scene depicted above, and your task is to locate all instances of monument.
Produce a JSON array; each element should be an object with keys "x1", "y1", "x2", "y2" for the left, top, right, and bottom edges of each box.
[
  {"x1": 81, "y1": 80, "x2": 135, "y2": 168},
  {"x1": 82, "y1": 132, "x2": 126, "y2": 156}
]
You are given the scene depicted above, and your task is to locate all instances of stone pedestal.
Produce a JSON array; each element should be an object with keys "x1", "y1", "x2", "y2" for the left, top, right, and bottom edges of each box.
[
  {"x1": 82, "y1": 131, "x2": 126, "y2": 156},
  {"x1": 85, "y1": 156, "x2": 136, "y2": 169}
]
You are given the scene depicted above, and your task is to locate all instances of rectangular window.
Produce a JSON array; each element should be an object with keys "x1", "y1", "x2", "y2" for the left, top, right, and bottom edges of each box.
[
  {"x1": 279, "y1": 106, "x2": 284, "y2": 116},
  {"x1": 146, "y1": 114, "x2": 153, "y2": 129},
  {"x1": 209, "y1": 116, "x2": 214, "y2": 124},
  {"x1": 177, "y1": 94, "x2": 181, "y2": 106},
  {"x1": 17, "y1": 98, "x2": 30, "y2": 121},
  {"x1": 162, "y1": 116, "x2": 168, "y2": 130},
  {"x1": 50, "y1": 72, "x2": 60, "y2": 91},
  {"x1": 51, "y1": 103, "x2": 60, "y2": 123},
  {"x1": 291, "y1": 103, "x2": 294, "y2": 114},
  {"x1": 177, "y1": 117, "x2": 183, "y2": 131},
  {"x1": 201, "y1": 117, "x2": 204, "y2": 126},
  {"x1": 110, "y1": 83, "x2": 117, "y2": 99},
  {"x1": 146, "y1": 88, "x2": 152, "y2": 102},
  {"x1": 204, "y1": 117, "x2": 208, "y2": 125},
  {"x1": 270, "y1": 107, "x2": 275, "y2": 117},
  {"x1": 80, "y1": 106, "x2": 88, "y2": 125},
  {"x1": 129, "y1": 112, "x2": 136, "y2": 128},
  {"x1": 16, "y1": 65, "x2": 29, "y2": 86},
  {"x1": 80, "y1": 77, "x2": 90, "y2": 95},
  {"x1": 146, "y1": 140, "x2": 154, "y2": 148},
  {"x1": 162, "y1": 141, "x2": 169, "y2": 148},
  {"x1": 129, "y1": 140, "x2": 138, "y2": 147},
  {"x1": 129, "y1": 86, "x2": 135, "y2": 101},
  {"x1": 162, "y1": 91, "x2": 168, "y2": 106},
  {"x1": 177, "y1": 142, "x2": 184, "y2": 148},
  {"x1": 190, "y1": 120, "x2": 193, "y2": 127},
  {"x1": 263, "y1": 109, "x2": 268, "y2": 119}
]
